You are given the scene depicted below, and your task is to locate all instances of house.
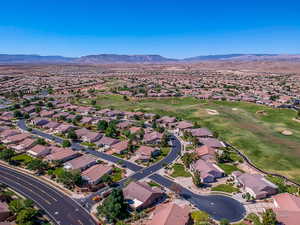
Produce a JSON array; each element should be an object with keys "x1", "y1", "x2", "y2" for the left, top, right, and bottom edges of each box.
[
  {"x1": 80, "y1": 117, "x2": 94, "y2": 124},
  {"x1": 197, "y1": 138, "x2": 225, "y2": 148},
  {"x1": 1, "y1": 133, "x2": 31, "y2": 145},
  {"x1": 110, "y1": 141, "x2": 128, "y2": 154},
  {"x1": 40, "y1": 110, "x2": 55, "y2": 118},
  {"x1": 232, "y1": 172, "x2": 278, "y2": 199},
  {"x1": 0, "y1": 222, "x2": 16, "y2": 225},
  {"x1": 0, "y1": 202, "x2": 10, "y2": 222},
  {"x1": 64, "y1": 155, "x2": 97, "y2": 171},
  {"x1": 136, "y1": 146, "x2": 160, "y2": 161},
  {"x1": 191, "y1": 159, "x2": 224, "y2": 183},
  {"x1": 117, "y1": 121, "x2": 132, "y2": 129},
  {"x1": 44, "y1": 149, "x2": 79, "y2": 163},
  {"x1": 41, "y1": 121, "x2": 60, "y2": 131},
  {"x1": 0, "y1": 129, "x2": 20, "y2": 139},
  {"x1": 194, "y1": 145, "x2": 216, "y2": 162},
  {"x1": 53, "y1": 112, "x2": 69, "y2": 119},
  {"x1": 129, "y1": 126, "x2": 142, "y2": 134},
  {"x1": 55, "y1": 124, "x2": 75, "y2": 134},
  {"x1": 148, "y1": 203, "x2": 191, "y2": 225},
  {"x1": 186, "y1": 128, "x2": 213, "y2": 138},
  {"x1": 75, "y1": 128, "x2": 102, "y2": 143},
  {"x1": 272, "y1": 193, "x2": 300, "y2": 225},
  {"x1": 81, "y1": 164, "x2": 113, "y2": 185},
  {"x1": 27, "y1": 145, "x2": 51, "y2": 158},
  {"x1": 157, "y1": 116, "x2": 176, "y2": 127},
  {"x1": 143, "y1": 131, "x2": 163, "y2": 144},
  {"x1": 3, "y1": 133, "x2": 31, "y2": 144},
  {"x1": 31, "y1": 118, "x2": 49, "y2": 126},
  {"x1": 22, "y1": 105, "x2": 35, "y2": 114},
  {"x1": 144, "y1": 113, "x2": 156, "y2": 120},
  {"x1": 12, "y1": 138, "x2": 36, "y2": 152},
  {"x1": 174, "y1": 121, "x2": 194, "y2": 134},
  {"x1": 123, "y1": 181, "x2": 164, "y2": 210},
  {"x1": 76, "y1": 106, "x2": 93, "y2": 115},
  {"x1": 95, "y1": 136, "x2": 119, "y2": 149}
]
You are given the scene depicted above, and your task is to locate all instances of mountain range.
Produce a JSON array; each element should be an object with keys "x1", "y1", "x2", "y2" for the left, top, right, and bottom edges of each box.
[{"x1": 1, "y1": 53, "x2": 300, "y2": 64}]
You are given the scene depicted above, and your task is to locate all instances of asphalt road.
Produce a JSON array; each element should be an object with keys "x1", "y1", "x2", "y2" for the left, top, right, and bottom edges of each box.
[
  {"x1": 149, "y1": 173, "x2": 246, "y2": 222},
  {"x1": 0, "y1": 165, "x2": 97, "y2": 225},
  {"x1": 17, "y1": 119, "x2": 246, "y2": 222}
]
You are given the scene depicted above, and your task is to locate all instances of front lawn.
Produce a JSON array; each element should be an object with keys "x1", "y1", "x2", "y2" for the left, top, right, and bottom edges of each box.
[
  {"x1": 111, "y1": 167, "x2": 123, "y2": 182},
  {"x1": 151, "y1": 147, "x2": 171, "y2": 163},
  {"x1": 170, "y1": 163, "x2": 192, "y2": 178},
  {"x1": 217, "y1": 163, "x2": 243, "y2": 175},
  {"x1": 211, "y1": 184, "x2": 239, "y2": 193},
  {"x1": 147, "y1": 181, "x2": 161, "y2": 187},
  {"x1": 11, "y1": 154, "x2": 34, "y2": 165}
]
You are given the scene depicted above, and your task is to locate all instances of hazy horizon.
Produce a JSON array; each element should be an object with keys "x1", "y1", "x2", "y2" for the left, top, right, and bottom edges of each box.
[{"x1": 1, "y1": 0, "x2": 300, "y2": 58}]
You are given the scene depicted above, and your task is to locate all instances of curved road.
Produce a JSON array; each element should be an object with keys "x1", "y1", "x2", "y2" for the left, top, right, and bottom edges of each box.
[
  {"x1": 0, "y1": 165, "x2": 97, "y2": 225},
  {"x1": 17, "y1": 119, "x2": 246, "y2": 222}
]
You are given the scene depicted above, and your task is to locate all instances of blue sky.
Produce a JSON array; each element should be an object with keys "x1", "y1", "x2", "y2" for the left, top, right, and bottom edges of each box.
[{"x1": 1, "y1": 0, "x2": 300, "y2": 58}]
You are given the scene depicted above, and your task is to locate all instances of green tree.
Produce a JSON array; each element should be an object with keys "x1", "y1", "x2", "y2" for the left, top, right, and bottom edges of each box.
[
  {"x1": 217, "y1": 150, "x2": 233, "y2": 163},
  {"x1": 105, "y1": 126, "x2": 118, "y2": 138},
  {"x1": 14, "y1": 110, "x2": 23, "y2": 119},
  {"x1": 22, "y1": 99, "x2": 30, "y2": 107},
  {"x1": 26, "y1": 159, "x2": 49, "y2": 173},
  {"x1": 151, "y1": 121, "x2": 157, "y2": 129},
  {"x1": 67, "y1": 130, "x2": 77, "y2": 140},
  {"x1": 101, "y1": 174, "x2": 113, "y2": 184},
  {"x1": 9, "y1": 199, "x2": 25, "y2": 213},
  {"x1": 192, "y1": 171, "x2": 203, "y2": 187},
  {"x1": 13, "y1": 103, "x2": 21, "y2": 109},
  {"x1": 97, "y1": 120, "x2": 108, "y2": 131},
  {"x1": 220, "y1": 218, "x2": 230, "y2": 225},
  {"x1": 191, "y1": 136, "x2": 199, "y2": 147},
  {"x1": 97, "y1": 188, "x2": 128, "y2": 223},
  {"x1": 35, "y1": 138, "x2": 47, "y2": 146},
  {"x1": 262, "y1": 209, "x2": 277, "y2": 225},
  {"x1": 16, "y1": 208, "x2": 38, "y2": 225},
  {"x1": 46, "y1": 102, "x2": 53, "y2": 108},
  {"x1": 56, "y1": 169, "x2": 82, "y2": 189},
  {"x1": 0, "y1": 149, "x2": 15, "y2": 162},
  {"x1": 181, "y1": 152, "x2": 198, "y2": 167},
  {"x1": 161, "y1": 133, "x2": 169, "y2": 147},
  {"x1": 35, "y1": 106, "x2": 41, "y2": 113},
  {"x1": 62, "y1": 139, "x2": 71, "y2": 148},
  {"x1": 74, "y1": 115, "x2": 82, "y2": 122},
  {"x1": 91, "y1": 99, "x2": 96, "y2": 105}
]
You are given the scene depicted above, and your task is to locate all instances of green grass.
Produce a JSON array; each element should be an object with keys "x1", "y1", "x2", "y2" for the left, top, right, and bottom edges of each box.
[
  {"x1": 151, "y1": 147, "x2": 171, "y2": 163},
  {"x1": 211, "y1": 184, "x2": 239, "y2": 193},
  {"x1": 74, "y1": 94, "x2": 300, "y2": 182},
  {"x1": 81, "y1": 142, "x2": 96, "y2": 148},
  {"x1": 191, "y1": 210, "x2": 211, "y2": 224},
  {"x1": 171, "y1": 163, "x2": 192, "y2": 177},
  {"x1": 217, "y1": 163, "x2": 243, "y2": 175},
  {"x1": 53, "y1": 167, "x2": 64, "y2": 177},
  {"x1": 111, "y1": 167, "x2": 123, "y2": 182},
  {"x1": 147, "y1": 181, "x2": 161, "y2": 187},
  {"x1": 11, "y1": 154, "x2": 34, "y2": 165}
]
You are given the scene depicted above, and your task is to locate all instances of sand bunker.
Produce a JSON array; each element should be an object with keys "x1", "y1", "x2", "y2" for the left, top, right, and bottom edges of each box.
[
  {"x1": 293, "y1": 118, "x2": 300, "y2": 123},
  {"x1": 256, "y1": 110, "x2": 268, "y2": 116},
  {"x1": 206, "y1": 109, "x2": 219, "y2": 115},
  {"x1": 281, "y1": 130, "x2": 293, "y2": 136}
]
